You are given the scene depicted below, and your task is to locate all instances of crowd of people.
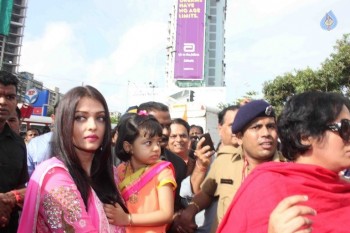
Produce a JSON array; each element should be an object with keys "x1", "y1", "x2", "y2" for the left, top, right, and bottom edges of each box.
[{"x1": 1, "y1": 69, "x2": 350, "y2": 233}]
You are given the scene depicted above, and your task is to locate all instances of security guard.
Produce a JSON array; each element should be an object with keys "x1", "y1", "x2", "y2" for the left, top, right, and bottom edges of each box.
[{"x1": 174, "y1": 100, "x2": 284, "y2": 233}]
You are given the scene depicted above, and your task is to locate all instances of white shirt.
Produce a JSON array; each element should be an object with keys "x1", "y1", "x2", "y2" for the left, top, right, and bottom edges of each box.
[{"x1": 27, "y1": 132, "x2": 53, "y2": 177}]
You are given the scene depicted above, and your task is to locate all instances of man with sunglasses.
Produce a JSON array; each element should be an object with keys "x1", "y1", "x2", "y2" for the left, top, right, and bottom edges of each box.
[{"x1": 218, "y1": 91, "x2": 350, "y2": 232}]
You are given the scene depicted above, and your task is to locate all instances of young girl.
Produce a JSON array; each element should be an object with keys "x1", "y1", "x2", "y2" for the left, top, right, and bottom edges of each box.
[
  {"x1": 104, "y1": 112, "x2": 176, "y2": 233},
  {"x1": 18, "y1": 86, "x2": 127, "y2": 233}
]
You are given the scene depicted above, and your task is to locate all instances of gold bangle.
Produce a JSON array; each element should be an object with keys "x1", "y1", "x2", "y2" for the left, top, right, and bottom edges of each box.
[
  {"x1": 188, "y1": 201, "x2": 200, "y2": 213},
  {"x1": 128, "y1": 213, "x2": 133, "y2": 226}
]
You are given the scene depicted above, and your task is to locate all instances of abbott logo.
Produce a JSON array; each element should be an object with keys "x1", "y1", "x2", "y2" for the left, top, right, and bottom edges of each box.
[{"x1": 184, "y1": 43, "x2": 195, "y2": 52}]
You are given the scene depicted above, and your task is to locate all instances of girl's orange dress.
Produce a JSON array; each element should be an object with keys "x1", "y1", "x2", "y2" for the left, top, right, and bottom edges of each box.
[{"x1": 116, "y1": 160, "x2": 176, "y2": 233}]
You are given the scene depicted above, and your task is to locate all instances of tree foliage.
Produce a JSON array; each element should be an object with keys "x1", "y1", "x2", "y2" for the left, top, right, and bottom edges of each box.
[
  {"x1": 217, "y1": 91, "x2": 258, "y2": 110},
  {"x1": 263, "y1": 33, "x2": 350, "y2": 112},
  {"x1": 110, "y1": 116, "x2": 119, "y2": 124}
]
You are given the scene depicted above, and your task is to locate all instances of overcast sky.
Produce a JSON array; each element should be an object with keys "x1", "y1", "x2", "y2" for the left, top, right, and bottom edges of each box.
[{"x1": 19, "y1": 0, "x2": 350, "y2": 112}]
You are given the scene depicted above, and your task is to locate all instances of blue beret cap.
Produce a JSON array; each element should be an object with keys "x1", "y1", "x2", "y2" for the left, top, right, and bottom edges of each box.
[{"x1": 232, "y1": 100, "x2": 275, "y2": 134}]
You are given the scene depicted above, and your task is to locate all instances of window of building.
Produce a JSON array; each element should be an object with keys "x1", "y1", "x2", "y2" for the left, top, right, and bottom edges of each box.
[
  {"x1": 209, "y1": 69, "x2": 215, "y2": 76},
  {"x1": 209, "y1": 59, "x2": 216, "y2": 67},
  {"x1": 209, "y1": 42, "x2": 216, "y2": 49},
  {"x1": 208, "y1": 77, "x2": 215, "y2": 86},
  {"x1": 209, "y1": 51, "x2": 216, "y2": 58}
]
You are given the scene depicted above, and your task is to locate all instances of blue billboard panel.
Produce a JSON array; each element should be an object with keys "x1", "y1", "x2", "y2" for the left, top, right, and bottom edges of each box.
[{"x1": 32, "y1": 90, "x2": 50, "y2": 116}]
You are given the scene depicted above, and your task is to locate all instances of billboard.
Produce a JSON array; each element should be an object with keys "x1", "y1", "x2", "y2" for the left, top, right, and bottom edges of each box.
[
  {"x1": 24, "y1": 89, "x2": 50, "y2": 116},
  {"x1": 32, "y1": 90, "x2": 50, "y2": 116},
  {"x1": 0, "y1": 0, "x2": 14, "y2": 36},
  {"x1": 174, "y1": 0, "x2": 205, "y2": 80}
]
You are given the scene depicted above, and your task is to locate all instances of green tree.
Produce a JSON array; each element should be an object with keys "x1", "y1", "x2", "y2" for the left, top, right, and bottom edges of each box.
[
  {"x1": 110, "y1": 116, "x2": 119, "y2": 125},
  {"x1": 263, "y1": 33, "x2": 350, "y2": 112},
  {"x1": 217, "y1": 91, "x2": 259, "y2": 110}
]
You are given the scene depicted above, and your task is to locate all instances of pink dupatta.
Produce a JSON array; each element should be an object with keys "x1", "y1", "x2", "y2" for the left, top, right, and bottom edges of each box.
[
  {"x1": 18, "y1": 157, "x2": 124, "y2": 233},
  {"x1": 120, "y1": 161, "x2": 173, "y2": 201}
]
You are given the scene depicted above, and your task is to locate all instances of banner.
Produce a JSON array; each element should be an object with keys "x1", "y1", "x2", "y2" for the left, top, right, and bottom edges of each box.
[
  {"x1": 0, "y1": 0, "x2": 14, "y2": 36},
  {"x1": 24, "y1": 89, "x2": 50, "y2": 116},
  {"x1": 174, "y1": 0, "x2": 205, "y2": 80},
  {"x1": 32, "y1": 90, "x2": 50, "y2": 116}
]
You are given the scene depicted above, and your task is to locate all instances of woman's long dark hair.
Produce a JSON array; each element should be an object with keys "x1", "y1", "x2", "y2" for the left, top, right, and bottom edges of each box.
[{"x1": 51, "y1": 85, "x2": 127, "y2": 212}]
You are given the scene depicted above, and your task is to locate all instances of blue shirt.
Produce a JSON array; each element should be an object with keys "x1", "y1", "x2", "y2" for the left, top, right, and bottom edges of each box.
[{"x1": 27, "y1": 132, "x2": 52, "y2": 177}]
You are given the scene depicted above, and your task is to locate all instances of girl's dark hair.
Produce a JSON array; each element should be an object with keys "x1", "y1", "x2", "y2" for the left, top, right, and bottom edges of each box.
[
  {"x1": 116, "y1": 113, "x2": 162, "y2": 162},
  {"x1": 51, "y1": 85, "x2": 127, "y2": 212},
  {"x1": 278, "y1": 91, "x2": 350, "y2": 161}
]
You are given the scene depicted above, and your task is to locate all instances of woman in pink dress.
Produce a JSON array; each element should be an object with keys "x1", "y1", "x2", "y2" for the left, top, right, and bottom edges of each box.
[{"x1": 18, "y1": 85, "x2": 126, "y2": 233}]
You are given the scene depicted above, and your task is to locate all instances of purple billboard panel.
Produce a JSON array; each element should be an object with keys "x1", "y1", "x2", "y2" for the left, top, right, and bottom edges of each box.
[{"x1": 174, "y1": 0, "x2": 205, "y2": 80}]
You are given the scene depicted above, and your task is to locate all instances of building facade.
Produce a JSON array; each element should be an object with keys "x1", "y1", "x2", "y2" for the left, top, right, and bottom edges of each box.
[
  {"x1": 0, "y1": 0, "x2": 28, "y2": 74},
  {"x1": 17, "y1": 72, "x2": 43, "y2": 103},
  {"x1": 166, "y1": 0, "x2": 227, "y2": 88},
  {"x1": 17, "y1": 72, "x2": 63, "y2": 116}
]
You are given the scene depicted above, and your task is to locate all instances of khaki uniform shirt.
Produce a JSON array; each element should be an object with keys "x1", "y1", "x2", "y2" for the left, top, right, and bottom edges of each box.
[
  {"x1": 201, "y1": 146, "x2": 284, "y2": 232},
  {"x1": 201, "y1": 145, "x2": 243, "y2": 230}
]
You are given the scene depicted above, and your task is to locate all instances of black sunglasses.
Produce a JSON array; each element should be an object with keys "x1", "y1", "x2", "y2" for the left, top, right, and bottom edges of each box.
[{"x1": 327, "y1": 119, "x2": 350, "y2": 142}]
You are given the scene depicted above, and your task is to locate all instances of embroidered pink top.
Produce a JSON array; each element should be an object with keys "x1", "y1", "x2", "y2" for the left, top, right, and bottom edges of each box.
[{"x1": 18, "y1": 157, "x2": 124, "y2": 233}]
